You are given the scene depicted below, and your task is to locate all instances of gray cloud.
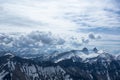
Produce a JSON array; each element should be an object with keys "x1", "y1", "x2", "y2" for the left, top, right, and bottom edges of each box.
[
  {"x1": 0, "y1": 12, "x2": 45, "y2": 27},
  {"x1": 0, "y1": 31, "x2": 100, "y2": 55},
  {"x1": 0, "y1": 4, "x2": 47, "y2": 28},
  {"x1": 82, "y1": 38, "x2": 89, "y2": 44},
  {"x1": 88, "y1": 33, "x2": 101, "y2": 40},
  {"x1": 0, "y1": 0, "x2": 120, "y2": 34},
  {"x1": 0, "y1": 31, "x2": 66, "y2": 55},
  {"x1": 88, "y1": 33, "x2": 95, "y2": 39}
]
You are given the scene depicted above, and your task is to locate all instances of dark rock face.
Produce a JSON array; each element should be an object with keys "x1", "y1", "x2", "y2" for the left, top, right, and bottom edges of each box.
[
  {"x1": 93, "y1": 47, "x2": 98, "y2": 53},
  {"x1": 82, "y1": 47, "x2": 89, "y2": 54}
]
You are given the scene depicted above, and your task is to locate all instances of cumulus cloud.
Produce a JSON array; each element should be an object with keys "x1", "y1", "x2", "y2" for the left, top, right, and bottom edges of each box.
[
  {"x1": 0, "y1": 31, "x2": 66, "y2": 55},
  {"x1": 1, "y1": 31, "x2": 119, "y2": 55},
  {"x1": 82, "y1": 38, "x2": 89, "y2": 44},
  {"x1": 88, "y1": 33, "x2": 101, "y2": 40},
  {"x1": 88, "y1": 33, "x2": 95, "y2": 39},
  {"x1": 0, "y1": 31, "x2": 102, "y2": 55}
]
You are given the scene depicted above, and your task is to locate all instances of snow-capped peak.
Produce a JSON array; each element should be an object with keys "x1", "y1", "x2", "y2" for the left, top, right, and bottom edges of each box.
[
  {"x1": 52, "y1": 47, "x2": 117, "y2": 63},
  {"x1": 97, "y1": 50, "x2": 105, "y2": 54},
  {"x1": 4, "y1": 53, "x2": 15, "y2": 58},
  {"x1": 116, "y1": 54, "x2": 120, "y2": 60}
]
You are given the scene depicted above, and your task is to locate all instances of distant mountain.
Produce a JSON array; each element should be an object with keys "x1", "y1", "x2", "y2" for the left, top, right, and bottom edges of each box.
[
  {"x1": 82, "y1": 47, "x2": 89, "y2": 54},
  {"x1": 44, "y1": 47, "x2": 103, "y2": 63},
  {"x1": 29, "y1": 48, "x2": 119, "y2": 63},
  {"x1": 93, "y1": 47, "x2": 98, "y2": 53}
]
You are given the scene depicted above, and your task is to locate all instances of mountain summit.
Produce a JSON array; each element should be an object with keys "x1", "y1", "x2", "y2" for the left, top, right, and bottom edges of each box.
[
  {"x1": 93, "y1": 47, "x2": 98, "y2": 53},
  {"x1": 82, "y1": 47, "x2": 89, "y2": 54}
]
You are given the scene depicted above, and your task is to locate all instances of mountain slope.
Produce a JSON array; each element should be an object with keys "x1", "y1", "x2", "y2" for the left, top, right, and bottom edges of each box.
[
  {"x1": 57, "y1": 57, "x2": 120, "y2": 80},
  {"x1": 0, "y1": 53, "x2": 71, "y2": 80}
]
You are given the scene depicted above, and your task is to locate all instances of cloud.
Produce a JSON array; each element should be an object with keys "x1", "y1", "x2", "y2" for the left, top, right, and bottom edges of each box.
[
  {"x1": 0, "y1": 0, "x2": 119, "y2": 34},
  {"x1": 82, "y1": 38, "x2": 89, "y2": 44},
  {"x1": 88, "y1": 33, "x2": 95, "y2": 39},
  {"x1": 88, "y1": 33, "x2": 101, "y2": 40},
  {"x1": 0, "y1": 31, "x2": 66, "y2": 55},
  {"x1": 0, "y1": 31, "x2": 119, "y2": 55},
  {"x1": 0, "y1": 0, "x2": 119, "y2": 54},
  {"x1": 0, "y1": 31, "x2": 100, "y2": 55},
  {"x1": 0, "y1": 6, "x2": 45, "y2": 27},
  {"x1": 78, "y1": 27, "x2": 120, "y2": 35}
]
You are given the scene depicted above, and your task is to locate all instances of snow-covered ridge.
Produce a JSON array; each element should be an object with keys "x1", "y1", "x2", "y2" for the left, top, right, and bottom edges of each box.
[
  {"x1": 21, "y1": 47, "x2": 120, "y2": 63},
  {"x1": 1, "y1": 47, "x2": 119, "y2": 64},
  {"x1": 48, "y1": 47, "x2": 118, "y2": 63}
]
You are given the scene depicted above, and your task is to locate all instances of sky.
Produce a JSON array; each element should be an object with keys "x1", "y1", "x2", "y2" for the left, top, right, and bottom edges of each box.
[{"x1": 0, "y1": 0, "x2": 120, "y2": 54}]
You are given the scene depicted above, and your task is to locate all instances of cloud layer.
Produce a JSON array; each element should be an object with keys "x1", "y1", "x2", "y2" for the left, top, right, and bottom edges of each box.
[
  {"x1": 0, "y1": 0, "x2": 120, "y2": 34},
  {"x1": 0, "y1": 31, "x2": 101, "y2": 55}
]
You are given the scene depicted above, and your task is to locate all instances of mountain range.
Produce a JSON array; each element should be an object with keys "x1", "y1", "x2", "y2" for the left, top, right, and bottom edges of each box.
[{"x1": 0, "y1": 47, "x2": 120, "y2": 80}]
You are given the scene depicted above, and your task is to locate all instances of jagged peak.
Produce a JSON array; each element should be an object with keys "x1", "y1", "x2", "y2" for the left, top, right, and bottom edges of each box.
[
  {"x1": 93, "y1": 47, "x2": 98, "y2": 53},
  {"x1": 4, "y1": 53, "x2": 15, "y2": 58},
  {"x1": 82, "y1": 47, "x2": 89, "y2": 54},
  {"x1": 82, "y1": 47, "x2": 88, "y2": 51}
]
